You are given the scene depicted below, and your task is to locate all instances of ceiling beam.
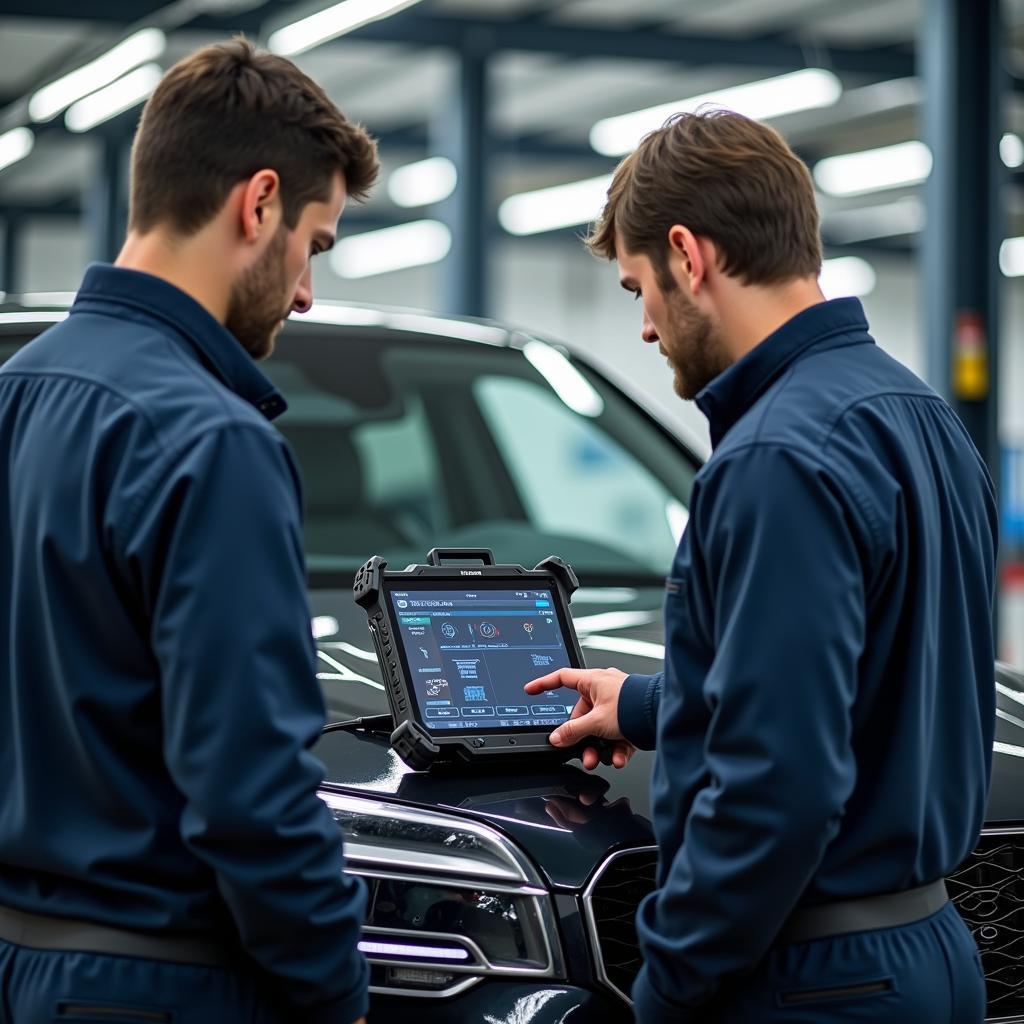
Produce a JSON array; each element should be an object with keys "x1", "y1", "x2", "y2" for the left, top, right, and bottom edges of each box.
[{"x1": 0, "y1": 5, "x2": 916, "y2": 79}]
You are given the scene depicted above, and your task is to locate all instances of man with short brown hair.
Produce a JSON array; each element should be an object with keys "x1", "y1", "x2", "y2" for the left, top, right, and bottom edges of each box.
[
  {"x1": 0, "y1": 38, "x2": 377, "y2": 1023},
  {"x1": 527, "y1": 110, "x2": 996, "y2": 1022}
]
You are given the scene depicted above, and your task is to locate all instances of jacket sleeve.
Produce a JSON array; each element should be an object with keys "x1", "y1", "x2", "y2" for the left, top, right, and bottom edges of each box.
[
  {"x1": 632, "y1": 444, "x2": 867, "y2": 1024},
  {"x1": 123, "y1": 423, "x2": 368, "y2": 1024},
  {"x1": 617, "y1": 672, "x2": 662, "y2": 750}
]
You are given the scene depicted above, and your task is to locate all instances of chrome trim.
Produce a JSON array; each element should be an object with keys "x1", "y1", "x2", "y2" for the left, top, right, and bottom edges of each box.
[
  {"x1": 343, "y1": 842, "x2": 528, "y2": 882},
  {"x1": 320, "y1": 789, "x2": 544, "y2": 886},
  {"x1": 348, "y1": 866, "x2": 547, "y2": 897},
  {"x1": 581, "y1": 845, "x2": 658, "y2": 1007},
  {"x1": 368, "y1": 974, "x2": 481, "y2": 1000},
  {"x1": 985, "y1": 1016, "x2": 1024, "y2": 1023}
]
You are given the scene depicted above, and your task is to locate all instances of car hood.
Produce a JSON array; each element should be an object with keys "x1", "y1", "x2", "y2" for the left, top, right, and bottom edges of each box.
[{"x1": 310, "y1": 585, "x2": 1024, "y2": 887}]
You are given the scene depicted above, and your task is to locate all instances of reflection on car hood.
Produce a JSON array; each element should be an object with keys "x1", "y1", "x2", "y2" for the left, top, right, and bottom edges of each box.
[{"x1": 310, "y1": 587, "x2": 1024, "y2": 885}]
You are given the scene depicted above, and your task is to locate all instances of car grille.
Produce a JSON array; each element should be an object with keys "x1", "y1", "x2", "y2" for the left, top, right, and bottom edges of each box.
[
  {"x1": 947, "y1": 830, "x2": 1024, "y2": 1019},
  {"x1": 586, "y1": 834, "x2": 1024, "y2": 1018},
  {"x1": 584, "y1": 847, "x2": 657, "y2": 1003}
]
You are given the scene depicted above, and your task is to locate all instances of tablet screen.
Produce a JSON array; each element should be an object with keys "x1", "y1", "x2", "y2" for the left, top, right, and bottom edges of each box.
[{"x1": 387, "y1": 584, "x2": 579, "y2": 733}]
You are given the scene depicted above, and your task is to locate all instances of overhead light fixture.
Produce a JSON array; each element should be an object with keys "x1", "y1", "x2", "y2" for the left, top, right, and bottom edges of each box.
[
  {"x1": 499, "y1": 174, "x2": 612, "y2": 236},
  {"x1": 65, "y1": 64, "x2": 163, "y2": 133},
  {"x1": 814, "y1": 141, "x2": 932, "y2": 197},
  {"x1": 522, "y1": 341, "x2": 604, "y2": 418},
  {"x1": 1000, "y1": 237, "x2": 1024, "y2": 277},
  {"x1": 1001, "y1": 132, "x2": 1024, "y2": 169},
  {"x1": 819, "y1": 256, "x2": 876, "y2": 299},
  {"x1": 823, "y1": 196, "x2": 924, "y2": 244},
  {"x1": 387, "y1": 156, "x2": 457, "y2": 208},
  {"x1": 0, "y1": 127, "x2": 35, "y2": 174},
  {"x1": 268, "y1": 0, "x2": 425, "y2": 56},
  {"x1": 589, "y1": 69, "x2": 842, "y2": 157},
  {"x1": 29, "y1": 28, "x2": 165, "y2": 123},
  {"x1": 330, "y1": 219, "x2": 451, "y2": 278}
]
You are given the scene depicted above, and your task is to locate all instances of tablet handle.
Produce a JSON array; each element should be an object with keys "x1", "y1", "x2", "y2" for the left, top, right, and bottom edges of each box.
[{"x1": 425, "y1": 547, "x2": 496, "y2": 566}]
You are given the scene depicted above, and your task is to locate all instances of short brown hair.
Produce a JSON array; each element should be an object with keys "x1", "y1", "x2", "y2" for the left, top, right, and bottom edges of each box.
[
  {"x1": 587, "y1": 109, "x2": 821, "y2": 286},
  {"x1": 129, "y1": 37, "x2": 379, "y2": 235}
]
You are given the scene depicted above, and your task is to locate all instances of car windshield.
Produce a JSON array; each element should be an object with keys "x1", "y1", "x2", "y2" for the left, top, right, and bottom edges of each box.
[{"x1": 266, "y1": 327, "x2": 696, "y2": 585}]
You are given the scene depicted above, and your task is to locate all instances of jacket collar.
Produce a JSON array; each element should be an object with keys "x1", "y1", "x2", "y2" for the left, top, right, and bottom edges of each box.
[
  {"x1": 70, "y1": 263, "x2": 287, "y2": 420},
  {"x1": 695, "y1": 296, "x2": 872, "y2": 448}
]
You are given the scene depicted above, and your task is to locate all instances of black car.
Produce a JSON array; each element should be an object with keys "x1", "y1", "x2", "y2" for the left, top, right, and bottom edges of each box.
[{"x1": 2, "y1": 299, "x2": 1023, "y2": 1023}]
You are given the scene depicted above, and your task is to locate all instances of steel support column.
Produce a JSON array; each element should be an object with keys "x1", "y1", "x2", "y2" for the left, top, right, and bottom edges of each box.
[
  {"x1": 1, "y1": 216, "x2": 20, "y2": 295},
  {"x1": 921, "y1": 0, "x2": 1003, "y2": 480},
  {"x1": 436, "y1": 43, "x2": 491, "y2": 318},
  {"x1": 84, "y1": 132, "x2": 129, "y2": 263}
]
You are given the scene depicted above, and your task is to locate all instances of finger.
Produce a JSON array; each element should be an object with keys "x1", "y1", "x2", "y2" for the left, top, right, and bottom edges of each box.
[
  {"x1": 549, "y1": 709, "x2": 604, "y2": 747},
  {"x1": 524, "y1": 668, "x2": 590, "y2": 694},
  {"x1": 612, "y1": 741, "x2": 634, "y2": 769},
  {"x1": 581, "y1": 746, "x2": 600, "y2": 771}
]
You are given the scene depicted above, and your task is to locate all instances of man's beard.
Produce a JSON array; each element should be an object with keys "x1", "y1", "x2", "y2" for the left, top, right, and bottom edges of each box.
[
  {"x1": 660, "y1": 284, "x2": 731, "y2": 400},
  {"x1": 225, "y1": 224, "x2": 289, "y2": 361}
]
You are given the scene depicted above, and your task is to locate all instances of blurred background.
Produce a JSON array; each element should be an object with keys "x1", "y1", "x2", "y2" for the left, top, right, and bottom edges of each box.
[{"x1": 0, "y1": 0, "x2": 1021, "y2": 660}]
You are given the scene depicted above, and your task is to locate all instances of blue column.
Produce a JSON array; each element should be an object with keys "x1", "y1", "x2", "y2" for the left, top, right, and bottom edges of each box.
[
  {"x1": 1, "y1": 216, "x2": 20, "y2": 294},
  {"x1": 85, "y1": 132, "x2": 129, "y2": 263},
  {"x1": 920, "y1": 0, "x2": 1003, "y2": 480},
  {"x1": 437, "y1": 43, "x2": 490, "y2": 318}
]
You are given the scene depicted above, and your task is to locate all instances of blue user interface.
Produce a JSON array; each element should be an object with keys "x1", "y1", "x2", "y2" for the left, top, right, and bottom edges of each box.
[{"x1": 389, "y1": 587, "x2": 578, "y2": 732}]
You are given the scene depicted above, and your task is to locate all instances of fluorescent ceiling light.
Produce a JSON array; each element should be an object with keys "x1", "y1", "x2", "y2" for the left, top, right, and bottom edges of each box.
[
  {"x1": 499, "y1": 174, "x2": 612, "y2": 236},
  {"x1": 269, "y1": 0, "x2": 425, "y2": 56},
  {"x1": 0, "y1": 127, "x2": 35, "y2": 174},
  {"x1": 65, "y1": 64, "x2": 163, "y2": 133},
  {"x1": 590, "y1": 69, "x2": 842, "y2": 157},
  {"x1": 819, "y1": 256, "x2": 876, "y2": 299},
  {"x1": 330, "y1": 219, "x2": 451, "y2": 279},
  {"x1": 814, "y1": 141, "x2": 932, "y2": 197},
  {"x1": 523, "y1": 340, "x2": 604, "y2": 418},
  {"x1": 1002, "y1": 132, "x2": 1024, "y2": 169},
  {"x1": 29, "y1": 28, "x2": 165, "y2": 123},
  {"x1": 388, "y1": 156, "x2": 457, "y2": 208},
  {"x1": 823, "y1": 196, "x2": 924, "y2": 244},
  {"x1": 1000, "y1": 237, "x2": 1024, "y2": 277}
]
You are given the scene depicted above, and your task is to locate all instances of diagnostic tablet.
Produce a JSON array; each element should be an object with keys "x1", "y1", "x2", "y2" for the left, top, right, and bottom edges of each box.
[{"x1": 353, "y1": 548, "x2": 591, "y2": 770}]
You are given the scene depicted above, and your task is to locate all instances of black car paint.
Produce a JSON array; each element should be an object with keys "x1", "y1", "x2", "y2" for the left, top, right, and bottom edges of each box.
[{"x1": 4, "y1": 305, "x2": 1022, "y2": 1020}]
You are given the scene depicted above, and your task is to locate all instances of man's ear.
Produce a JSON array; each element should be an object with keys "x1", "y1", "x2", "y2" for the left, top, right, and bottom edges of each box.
[
  {"x1": 667, "y1": 224, "x2": 707, "y2": 294},
  {"x1": 239, "y1": 169, "x2": 281, "y2": 244}
]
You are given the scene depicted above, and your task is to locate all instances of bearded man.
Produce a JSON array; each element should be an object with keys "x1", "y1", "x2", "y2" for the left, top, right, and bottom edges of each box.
[
  {"x1": 526, "y1": 110, "x2": 997, "y2": 1023},
  {"x1": 0, "y1": 38, "x2": 378, "y2": 1024}
]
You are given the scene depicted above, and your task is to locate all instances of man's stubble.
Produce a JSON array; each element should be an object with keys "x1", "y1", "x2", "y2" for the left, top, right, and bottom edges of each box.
[{"x1": 225, "y1": 223, "x2": 290, "y2": 361}]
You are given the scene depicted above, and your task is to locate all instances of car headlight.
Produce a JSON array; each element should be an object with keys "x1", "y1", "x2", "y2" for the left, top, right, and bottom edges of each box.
[{"x1": 321, "y1": 789, "x2": 564, "y2": 998}]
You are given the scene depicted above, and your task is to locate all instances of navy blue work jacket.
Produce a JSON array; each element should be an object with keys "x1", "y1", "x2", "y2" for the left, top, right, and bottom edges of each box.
[
  {"x1": 617, "y1": 298, "x2": 998, "y2": 1023},
  {"x1": 0, "y1": 265, "x2": 368, "y2": 1023}
]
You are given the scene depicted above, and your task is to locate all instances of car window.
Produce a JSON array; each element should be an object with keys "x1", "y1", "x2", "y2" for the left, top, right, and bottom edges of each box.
[
  {"x1": 475, "y1": 376, "x2": 687, "y2": 574},
  {"x1": 265, "y1": 331, "x2": 696, "y2": 583}
]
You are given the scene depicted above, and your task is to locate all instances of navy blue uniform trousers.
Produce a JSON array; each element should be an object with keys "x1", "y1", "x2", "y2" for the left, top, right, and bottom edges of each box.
[
  {"x1": 707, "y1": 904, "x2": 985, "y2": 1023},
  {"x1": 0, "y1": 940, "x2": 285, "y2": 1024}
]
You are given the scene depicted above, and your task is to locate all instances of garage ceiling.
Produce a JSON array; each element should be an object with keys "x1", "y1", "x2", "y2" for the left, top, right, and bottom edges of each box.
[{"x1": 0, "y1": 0, "x2": 1019, "y2": 246}]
